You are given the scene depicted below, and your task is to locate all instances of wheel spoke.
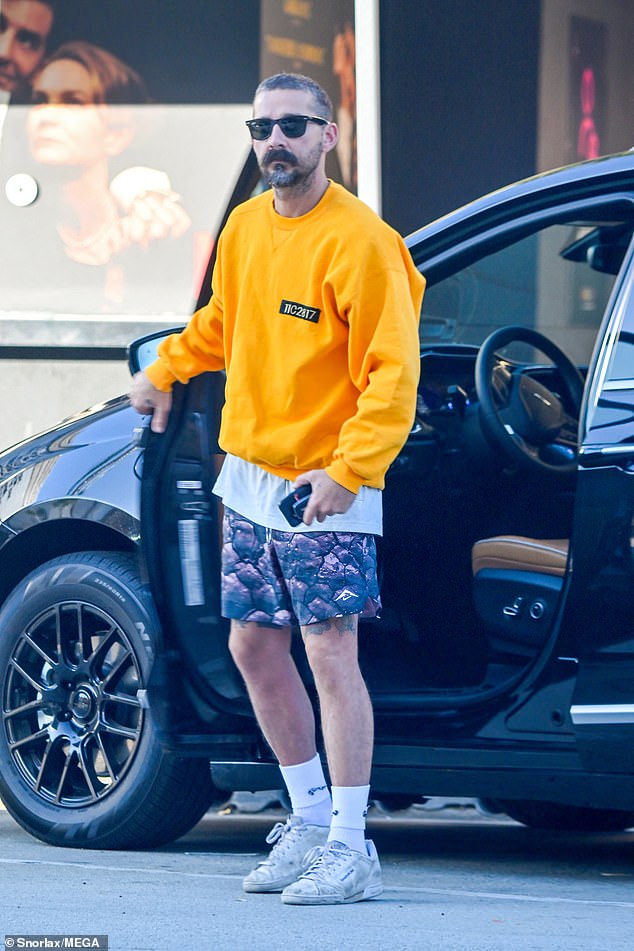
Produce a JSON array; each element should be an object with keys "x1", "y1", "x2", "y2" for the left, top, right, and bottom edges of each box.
[
  {"x1": 51, "y1": 747, "x2": 74, "y2": 802},
  {"x1": 22, "y1": 631, "x2": 57, "y2": 667},
  {"x1": 9, "y1": 726, "x2": 49, "y2": 751},
  {"x1": 508, "y1": 431, "x2": 541, "y2": 460},
  {"x1": 33, "y1": 734, "x2": 77, "y2": 801},
  {"x1": 103, "y1": 691, "x2": 142, "y2": 709},
  {"x1": 86, "y1": 625, "x2": 118, "y2": 671},
  {"x1": 100, "y1": 649, "x2": 133, "y2": 691},
  {"x1": 76, "y1": 604, "x2": 89, "y2": 662},
  {"x1": 77, "y1": 741, "x2": 100, "y2": 801},
  {"x1": 9, "y1": 658, "x2": 43, "y2": 692},
  {"x1": 3, "y1": 698, "x2": 45, "y2": 720},
  {"x1": 95, "y1": 732, "x2": 118, "y2": 783},
  {"x1": 100, "y1": 721, "x2": 139, "y2": 741},
  {"x1": 34, "y1": 736, "x2": 56, "y2": 793},
  {"x1": 54, "y1": 604, "x2": 65, "y2": 663}
]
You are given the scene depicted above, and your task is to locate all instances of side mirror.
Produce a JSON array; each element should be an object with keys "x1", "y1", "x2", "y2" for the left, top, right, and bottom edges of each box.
[{"x1": 127, "y1": 327, "x2": 184, "y2": 375}]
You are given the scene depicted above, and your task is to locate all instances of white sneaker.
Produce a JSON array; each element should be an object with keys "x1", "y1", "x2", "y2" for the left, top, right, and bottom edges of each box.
[
  {"x1": 281, "y1": 839, "x2": 383, "y2": 905},
  {"x1": 242, "y1": 815, "x2": 329, "y2": 893}
]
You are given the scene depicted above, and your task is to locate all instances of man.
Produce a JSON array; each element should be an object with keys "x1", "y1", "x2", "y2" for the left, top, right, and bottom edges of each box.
[
  {"x1": 130, "y1": 72, "x2": 425, "y2": 905},
  {"x1": 0, "y1": 0, "x2": 53, "y2": 96}
]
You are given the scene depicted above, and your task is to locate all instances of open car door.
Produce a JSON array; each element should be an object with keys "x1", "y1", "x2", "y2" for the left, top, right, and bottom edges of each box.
[
  {"x1": 567, "y1": 239, "x2": 634, "y2": 778},
  {"x1": 130, "y1": 154, "x2": 262, "y2": 744},
  {"x1": 130, "y1": 343, "x2": 252, "y2": 746}
]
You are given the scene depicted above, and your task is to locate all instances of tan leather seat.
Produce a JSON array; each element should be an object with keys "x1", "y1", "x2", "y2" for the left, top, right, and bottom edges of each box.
[{"x1": 472, "y1": 536, "x2": 569, "y2": 578}]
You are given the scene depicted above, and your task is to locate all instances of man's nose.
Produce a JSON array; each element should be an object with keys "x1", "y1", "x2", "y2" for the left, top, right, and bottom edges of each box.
[
  {"x1": 0, "y1": 30, "x2": 16, "y2": 60},
  {"x1": 268, "y1": 122, "x2": 288, "y2": 146}
]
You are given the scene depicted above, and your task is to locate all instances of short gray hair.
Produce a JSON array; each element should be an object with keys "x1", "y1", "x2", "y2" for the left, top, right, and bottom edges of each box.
[{"x1": 254, "y1": 73, "x2": 333, "y2": 121}]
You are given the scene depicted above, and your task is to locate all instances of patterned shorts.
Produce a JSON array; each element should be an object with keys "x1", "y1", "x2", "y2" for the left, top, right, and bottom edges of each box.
[{"x1": 221, "y1": 508, "x2": 381, "y2": 628}]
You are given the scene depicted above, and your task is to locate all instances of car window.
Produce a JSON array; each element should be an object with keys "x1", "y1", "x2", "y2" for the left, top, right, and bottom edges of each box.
[
  {"x1": 421, "y1": 220, "x2": 633, "y2": 366},
  {"x1": 601, "y1": 255, "x2": 634, "y2": 385},
  {"x1": 580, "y1": 253, "x2": 634, "y2": 446},
  {"x1": 604, "y1": 330, "x2": 634, "y2": 383}
]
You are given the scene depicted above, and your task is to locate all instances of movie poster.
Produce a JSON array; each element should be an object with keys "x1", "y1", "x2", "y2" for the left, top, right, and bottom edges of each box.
[
  {"x1": 0, "y1": 0, "x2": 259, "y2": 346},
  {"x1": 569, "y1": 16, "x2": 606, "y2": 164},
  {"x1": 260, "y1": 0, "x2": 357, "y2": 192},
  {"x1": 568, "y1": 16, "x2": 608, "y2": 327}
]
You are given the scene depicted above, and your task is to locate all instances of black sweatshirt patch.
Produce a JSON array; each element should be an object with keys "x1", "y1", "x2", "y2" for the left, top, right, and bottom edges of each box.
[{"x1": 279, "y1": 299, "x2": 321, "y2": 323}]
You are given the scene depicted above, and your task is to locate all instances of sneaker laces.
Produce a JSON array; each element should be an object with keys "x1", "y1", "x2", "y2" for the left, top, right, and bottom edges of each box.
[
  {"x1": 263, "y1": 818, "x2": 306, "y2": 860},
  {"x1": 299, "y1": 841, "x2": 350, "y2": 880}
]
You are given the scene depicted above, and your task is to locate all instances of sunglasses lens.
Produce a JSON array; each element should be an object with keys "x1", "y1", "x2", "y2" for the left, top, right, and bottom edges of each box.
[
  {"x1": 278, "y1": 116, "x2": 308, "y2": 137},
  {"x1": 248, "y1": 119, "x2": 273, "y2": 140},
  {"x1": 247, "y1": 116, "x2": 315, "y2": 140}
]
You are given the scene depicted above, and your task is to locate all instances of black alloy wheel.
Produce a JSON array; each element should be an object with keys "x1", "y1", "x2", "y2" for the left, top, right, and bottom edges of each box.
[
  {"x1": 0, "y1": 552, "x2": 218, "y2": 848},
  {"x1": 5, "y1": 597, "x2": 144, "y2": 808}
]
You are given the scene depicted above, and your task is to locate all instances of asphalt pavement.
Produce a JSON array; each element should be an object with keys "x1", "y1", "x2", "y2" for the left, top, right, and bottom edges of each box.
[{"x1": 2, "y1": 797, "x2": 634, "y2": 951}]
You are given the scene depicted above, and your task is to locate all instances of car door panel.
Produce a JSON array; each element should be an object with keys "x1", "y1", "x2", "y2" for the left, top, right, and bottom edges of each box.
[
  {"x1": 567, "y1": 259, "x2": 634, "y2": 771},
  {"x1": 141, "y1": 372, "x2": 250, "y2": 717}
]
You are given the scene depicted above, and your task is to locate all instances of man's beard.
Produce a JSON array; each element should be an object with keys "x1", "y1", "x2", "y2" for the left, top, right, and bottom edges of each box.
[
  {"x1": 260, "y1": 145, "x2": 321, "y2": 191},
  {"x1": 0, "y1": 64, "x2": 17, "y2": 94},
  {"x1": 0, "y1": 70, "x2": 32, "y2": 102}
]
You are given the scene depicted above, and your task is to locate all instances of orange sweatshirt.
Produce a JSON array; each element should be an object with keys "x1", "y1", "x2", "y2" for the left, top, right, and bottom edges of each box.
[{"x1": 146, "y1": 182, "x2": 425, "y2": 492}]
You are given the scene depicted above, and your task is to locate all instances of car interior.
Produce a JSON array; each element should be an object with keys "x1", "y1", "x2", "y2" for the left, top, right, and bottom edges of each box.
[{"x1": 348, "y1": 213, "x2": 634, "y2": 704}]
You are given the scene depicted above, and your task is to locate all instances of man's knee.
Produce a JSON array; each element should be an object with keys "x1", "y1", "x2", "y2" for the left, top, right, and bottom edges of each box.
[
  {"x1": 228, "y1": 621, "x2": 259, "y2": 670},
  {"x1": 228, "y1": 620, "x2": 290, "y2": 675},
  {"x1": 303, "y1": 615, "x2": 361, "y2": 690}
]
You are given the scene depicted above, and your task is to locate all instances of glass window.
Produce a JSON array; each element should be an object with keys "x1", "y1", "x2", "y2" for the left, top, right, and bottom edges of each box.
[
  {"x1": 0, "y1": 1, "x2": 259, "y2": 349},
  {"x1": 605, "y1": 329, "x2": 634, "y2": 383},
  {"x1": 421, "y1": 219, "x2": 632, "y2": 366}
]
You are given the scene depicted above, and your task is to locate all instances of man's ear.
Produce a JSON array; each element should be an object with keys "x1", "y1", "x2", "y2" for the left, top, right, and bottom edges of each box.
[{"x1": 322, "y1": 121, "x2": 339, "y2": 155}]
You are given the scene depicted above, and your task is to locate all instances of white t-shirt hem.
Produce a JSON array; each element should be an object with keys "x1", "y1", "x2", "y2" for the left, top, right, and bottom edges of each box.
[{"x1": 212, "y1": 454, "x2": 383, "y2": 535}]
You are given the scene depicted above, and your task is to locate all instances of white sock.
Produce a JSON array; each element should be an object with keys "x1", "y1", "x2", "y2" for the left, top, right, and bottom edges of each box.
[
  {"x1": 280, "y1": 754, "x2": 332, "y2": 827},
  {"x1": 328, "y1": 784, "x2": 370, "y2": 853}
]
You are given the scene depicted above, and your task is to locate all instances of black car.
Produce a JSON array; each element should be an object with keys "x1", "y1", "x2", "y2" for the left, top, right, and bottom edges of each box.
[{"x1": 3, "y1": 151, "x2": 634, "y2": 849}]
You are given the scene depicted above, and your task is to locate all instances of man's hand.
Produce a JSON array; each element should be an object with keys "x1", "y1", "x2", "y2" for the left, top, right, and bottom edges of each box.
[
  {"x1": 128, "y1": 371, "x2": 172, "y2": 433},
  {"x1": 295, "y1": 470, "x2": 356, "y2": 525}
]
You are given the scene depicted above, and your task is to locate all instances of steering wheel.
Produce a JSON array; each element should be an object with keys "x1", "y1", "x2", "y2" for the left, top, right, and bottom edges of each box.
[{"x1": 474, "y1": 326, "x2": 584, "y2": 475}]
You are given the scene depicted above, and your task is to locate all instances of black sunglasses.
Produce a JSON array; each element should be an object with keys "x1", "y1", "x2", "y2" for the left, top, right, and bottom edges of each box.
[{"x1": 245, "y1": 114, "x2": 328, "y2": 141}]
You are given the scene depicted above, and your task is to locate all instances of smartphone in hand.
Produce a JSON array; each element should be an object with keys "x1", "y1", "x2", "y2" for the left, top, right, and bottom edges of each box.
[{"x1": 279, "y1": 484, "x2": 312, "y2": 527}]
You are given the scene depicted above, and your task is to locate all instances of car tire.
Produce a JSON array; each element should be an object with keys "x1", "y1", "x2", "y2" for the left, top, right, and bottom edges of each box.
[
  {"x1": 0, "y1": 551, "x2": 218, "y2": 849},
  {"x1": 498, "y1": 799, "x2": 634, "y2": 832}
]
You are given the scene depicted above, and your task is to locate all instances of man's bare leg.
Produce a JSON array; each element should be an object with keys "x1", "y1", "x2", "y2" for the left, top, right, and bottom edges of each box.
[
  {"x1": 228, "y1": 619, "x2": 316, "y2": 766},
  {"x1": 229, "y1": 615, "x2": 373, "y2": 783},
  {"x1": 301, "y1": 613, "x2": 373, "y2": 786},
  {"x1": 231, "y1": 619, "x2": 331, "y2": 894},
  {"x1": 279, "y1": 613, "x2": 382, "y2": 905}
]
